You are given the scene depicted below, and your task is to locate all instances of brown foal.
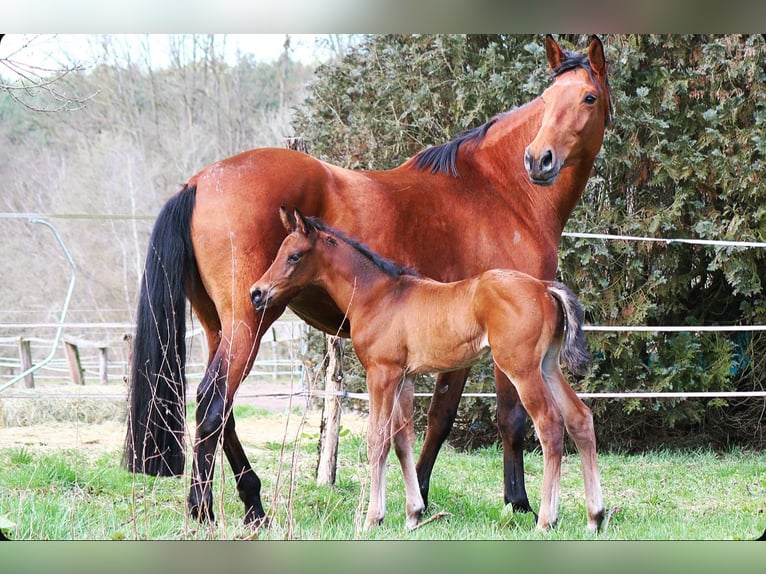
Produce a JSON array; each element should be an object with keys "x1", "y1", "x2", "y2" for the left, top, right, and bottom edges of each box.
[{"x1": 250, "y1": 208, "x2": 604, "y2": 532}]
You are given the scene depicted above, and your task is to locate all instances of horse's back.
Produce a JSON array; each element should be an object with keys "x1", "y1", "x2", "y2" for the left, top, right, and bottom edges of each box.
[
  {"x1": 474, "y1": 269, "x2": 557, "y2": 331},
  {"x1": 185, "y1": 148, "x2": 335, "y2": 325}
]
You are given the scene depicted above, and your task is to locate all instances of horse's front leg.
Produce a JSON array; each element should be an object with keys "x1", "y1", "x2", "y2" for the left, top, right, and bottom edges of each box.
[
  {"x1": 495, "y1": 365, "x2": 535, "y2": 516},
  {"x1": 416, "y1": 368, "x2": 470, "y2": 507},
  {"x1": 391, "y1": 376, "x2": 424, "y2": 530}
]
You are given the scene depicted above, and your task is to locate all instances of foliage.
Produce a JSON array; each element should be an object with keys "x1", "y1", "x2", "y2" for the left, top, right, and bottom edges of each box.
[{"x1": 292, "y1": 34, "x2": 766, "y2": 450}]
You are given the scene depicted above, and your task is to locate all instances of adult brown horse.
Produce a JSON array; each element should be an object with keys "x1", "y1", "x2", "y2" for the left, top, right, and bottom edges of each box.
[
  {"x1": 250, "y1": 208, "x2": 604, "y2": 532},
  {"x1": 124, "y1": 34, "x2": 611, "y2": 526}
]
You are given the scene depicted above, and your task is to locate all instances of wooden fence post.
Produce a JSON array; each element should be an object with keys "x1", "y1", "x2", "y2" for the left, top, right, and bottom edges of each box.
[
  {"x1": 122, "y1": 333, "x2": 133, "y2": 383},
  {"x1": 63, "y1": 339, "x2": 84, "y2": 385},
  {"x1": 316, "y1": 335, "x2": 345, "y2": 486},
  {"x1": 18, "y1": 337, "x2": 34, "y2": 388},
  {"x1": 283, "y1": 135, "x2": 346, "y2": 487},
  {"x1": 98, "y1": 346, "x2": 109, "y2": 384}
]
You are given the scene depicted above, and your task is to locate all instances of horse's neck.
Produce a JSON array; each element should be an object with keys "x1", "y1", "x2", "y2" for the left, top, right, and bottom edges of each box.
[
  {"x1": 476, "y1": 98, "x2": 592, "y2": 235},
  {"x1": 549, "y1": 158, "x2": 595, "y2": 231}
]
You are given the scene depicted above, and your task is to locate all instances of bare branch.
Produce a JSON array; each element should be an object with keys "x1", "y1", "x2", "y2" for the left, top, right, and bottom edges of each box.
[{"x1": 0, "y1": 34, "x2": 97, "y2": 112}]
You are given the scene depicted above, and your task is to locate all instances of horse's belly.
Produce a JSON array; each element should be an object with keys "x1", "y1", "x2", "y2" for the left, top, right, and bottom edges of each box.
[{"x1": 406, "y1": 338, "x2": 491, "y2": 375}]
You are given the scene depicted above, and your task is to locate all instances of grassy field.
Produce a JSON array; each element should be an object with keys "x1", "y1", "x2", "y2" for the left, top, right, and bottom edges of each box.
[{"x1": 1, "y1": 405, "x2": 764, "y2": 540}]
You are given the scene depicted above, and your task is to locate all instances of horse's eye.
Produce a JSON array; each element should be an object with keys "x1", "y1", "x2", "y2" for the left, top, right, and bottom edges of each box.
[
  {"x1": 583, "y1": 94, "x2": 597, "y2": 105},
  {"x1": 287, "y1": 252, "x2": 303, "y2": 264}
]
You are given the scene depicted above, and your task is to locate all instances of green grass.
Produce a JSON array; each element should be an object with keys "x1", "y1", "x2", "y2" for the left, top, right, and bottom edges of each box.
[{"x1": 1, "y1": 428, "x2": 764, "y2": 540}]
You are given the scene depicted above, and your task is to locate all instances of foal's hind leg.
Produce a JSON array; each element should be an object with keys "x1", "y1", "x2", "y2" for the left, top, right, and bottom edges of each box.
[
  {"x1": 497, "y1": 366, "x2": 565, "y2": 531},
  {"x1": 542, "y1": 355, "x2": 604, "y2": 532},
  {"x1": 494, "y1": 366, "x2": 535, "y2": 515}
]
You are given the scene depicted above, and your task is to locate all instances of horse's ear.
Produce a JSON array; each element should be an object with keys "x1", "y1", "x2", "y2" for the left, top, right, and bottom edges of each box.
[
  {"x1": 293, "y1": 208, "x2": 314, "y2": 236},
  {"x1": 587, "y1": 35, "x2": 607, "y2": 77},
  {"x1": 280, "y1": 206, "x2": 297, "y2": 232},
  {"x1": 545, "y1": 34, "x2": 565, "y2": 71}
]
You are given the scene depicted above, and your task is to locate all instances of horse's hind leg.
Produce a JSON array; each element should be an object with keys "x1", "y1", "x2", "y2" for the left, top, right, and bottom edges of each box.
[
  {"x1": 188, "y1": 324, "x2": 263, "y2": 525},
  {"x1": 188, "y1": 349, "x2": 227, "y2": 523},
  {"x1": 223, "y1": 407, "x2": 266, "y2": 525}
]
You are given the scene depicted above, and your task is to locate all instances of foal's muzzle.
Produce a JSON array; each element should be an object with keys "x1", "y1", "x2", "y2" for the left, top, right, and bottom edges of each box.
[{"x1": 249, "y1": 285, "x2": 271, "y2": 311}]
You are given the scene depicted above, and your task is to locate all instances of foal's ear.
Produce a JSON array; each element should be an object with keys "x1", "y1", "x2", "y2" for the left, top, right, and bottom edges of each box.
[
  {"x1": 279, "y1": 206, "x2": 297, "y2": 232},
  {"x1": 545, "y1": 34, "x2": 565, "y2": 71},
  {"x1": 293, "y1": 208, "x2": 315, "y2": 237}
]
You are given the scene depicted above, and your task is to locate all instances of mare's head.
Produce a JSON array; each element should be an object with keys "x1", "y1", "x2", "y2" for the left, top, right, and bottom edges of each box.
[
  {"x1": 524, "y1": 35, "x2": 611, "y2": 186},
  {"x1": 250, "y1": 207, "x2": 323, "y2": 312}
]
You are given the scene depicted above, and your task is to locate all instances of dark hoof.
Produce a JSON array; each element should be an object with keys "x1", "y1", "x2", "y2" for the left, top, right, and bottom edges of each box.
[
  {"x1": 244, "y1": 508, "x2": 270, "y2": 529},
  {"x1": 509, "y1": 499, "x2": 537, "y2": 522},
  {"x1": 188, "y1": 491, "x2": 215, "y2": 524}
]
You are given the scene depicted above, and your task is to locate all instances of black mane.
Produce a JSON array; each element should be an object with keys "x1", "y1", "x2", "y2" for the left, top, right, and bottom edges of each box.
[
  {"x1": 412, "y1": 117, "x2": 500, "y2": 177},
  {"x1": 412, "y1": 46, "x2": 608, "y2": 178},
  {"x1": 306, "y1": 216, "x2": 419, "y2": 278}
]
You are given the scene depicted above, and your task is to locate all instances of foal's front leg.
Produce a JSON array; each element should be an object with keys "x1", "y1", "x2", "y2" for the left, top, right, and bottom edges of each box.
[
  {"x1": 391, "y1": 376, "x2": 425, "y2": 530},
  {"x1": 364, "y1": 368, "x2": 399, "y2": 530}
]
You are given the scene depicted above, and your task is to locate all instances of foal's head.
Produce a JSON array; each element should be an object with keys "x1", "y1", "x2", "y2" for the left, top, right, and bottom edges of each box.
[
  {"x1": 250, "y1": 208, "x2": 418, "y2": 312},
  {"x1": 250, "y1": 207, "x2": 323, "y2": 311},
  {"x1": 524, "y1": 34, "x2": 611, "y2": 186}
]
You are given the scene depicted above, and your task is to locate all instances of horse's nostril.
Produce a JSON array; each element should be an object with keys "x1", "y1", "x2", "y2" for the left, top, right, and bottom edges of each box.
[
  {"x1": 250, "y1": 288, "x2": 262, "y2": 306},
  {"x1": 541, "y1": 149, "x2": 554, "y2": 172},
  {"x1": 524, "y1": 148, "x2": 534, "y2": 172}
]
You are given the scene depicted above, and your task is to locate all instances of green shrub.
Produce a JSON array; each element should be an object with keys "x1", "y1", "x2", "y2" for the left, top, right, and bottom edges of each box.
[{"x1": 294, "y1": 35, "x2": 766, "y2": 451}]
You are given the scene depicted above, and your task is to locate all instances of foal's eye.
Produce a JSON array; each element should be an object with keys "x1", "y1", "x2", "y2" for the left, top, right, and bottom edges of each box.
[
  {"x1": 287, "y1": 252, "x2": 303, "y2": 264},
  {"x1": 583, "y1": 93, "x2": 597, "y2": 105}
]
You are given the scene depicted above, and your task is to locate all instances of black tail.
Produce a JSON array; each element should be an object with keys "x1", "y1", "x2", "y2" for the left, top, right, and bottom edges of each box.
[
  {"x1": 124, "y1": 185, "x2": 197, "y2": 476},
  {"x1": 547, "y1": 282, "x2": 591, "y2": 379}
]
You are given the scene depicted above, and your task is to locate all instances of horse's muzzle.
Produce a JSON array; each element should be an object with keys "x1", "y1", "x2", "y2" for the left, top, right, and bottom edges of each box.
[{"x1": 524, "y1": 146, "x2": 560, "y2": 186}]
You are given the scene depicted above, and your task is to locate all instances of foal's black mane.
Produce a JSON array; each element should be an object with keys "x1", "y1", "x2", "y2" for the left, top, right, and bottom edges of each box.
[
  {"x1": 412, "y1": 47, "x2": 607, "y2": 178},
  {"x1": 305, "y1": 216, "x2": 419, "y2": 278}
]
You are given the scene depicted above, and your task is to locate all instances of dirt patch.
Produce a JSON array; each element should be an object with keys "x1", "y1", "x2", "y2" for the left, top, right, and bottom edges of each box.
[{"x1": 0, "y1": 381, "x2": 368, "y2": 455}]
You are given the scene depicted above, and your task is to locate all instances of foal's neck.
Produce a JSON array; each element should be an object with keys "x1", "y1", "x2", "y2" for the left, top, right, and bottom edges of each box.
[{"x1": 316, "y1": 239, "x2": 407, "y2": 319}]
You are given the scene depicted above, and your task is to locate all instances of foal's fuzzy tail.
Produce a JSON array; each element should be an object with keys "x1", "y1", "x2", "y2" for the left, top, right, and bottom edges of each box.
[
  {"x1": 547, "y1": 282, "x2": 590, "y2": 379},
  {"x1": 124, "y1": 184, "x2": 197, "y2": 477}
]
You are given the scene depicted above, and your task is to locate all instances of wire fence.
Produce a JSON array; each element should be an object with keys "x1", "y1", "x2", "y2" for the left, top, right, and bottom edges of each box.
[{"x1": 1, "y1": 219, "x2": 765, "y2": 403}]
